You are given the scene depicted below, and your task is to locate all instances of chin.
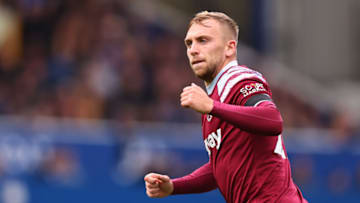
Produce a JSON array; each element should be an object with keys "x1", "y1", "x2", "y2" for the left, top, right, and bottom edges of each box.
[
  {"x1": 192, "y1": 67, "x2": 204, "y2": 75},
  {"x1": 195, "y1": 71, "x2": 211, "y2": 81}
]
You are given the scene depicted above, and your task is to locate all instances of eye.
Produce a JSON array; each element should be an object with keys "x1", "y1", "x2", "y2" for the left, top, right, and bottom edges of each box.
[
  {"x1": 199, "y1": 37, "x2": 207, "y2": 43},
  {"x1": 185, "y1": 40, "x2": 192, "y2": 47},
  {"x1": 185, "y1": 41, "x2": 192, "y2": 48}
]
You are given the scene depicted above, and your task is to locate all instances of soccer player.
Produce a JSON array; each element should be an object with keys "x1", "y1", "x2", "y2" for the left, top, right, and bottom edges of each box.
[{"x1": 144, "y1": 11, "x2": 308, "y2": 203}]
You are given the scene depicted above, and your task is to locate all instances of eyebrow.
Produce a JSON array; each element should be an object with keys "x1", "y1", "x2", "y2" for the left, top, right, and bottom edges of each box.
[{"x1": 184, "y1": 35, "x2": 211, "y2": 43}]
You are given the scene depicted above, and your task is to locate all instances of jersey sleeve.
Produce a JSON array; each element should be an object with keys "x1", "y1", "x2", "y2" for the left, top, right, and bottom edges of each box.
[
  {"x1": 210, "y1": 100, "x2": 283, "y2": 135},
  {"x1": 210, "y1": 76, "x2": 283, "y2": 136},
  {"x1": 172, "y1": 162, "x2": 217, "y2": 194},
  {"x1": 231, "y1": 79, "x2": 272, "y2": 106}
]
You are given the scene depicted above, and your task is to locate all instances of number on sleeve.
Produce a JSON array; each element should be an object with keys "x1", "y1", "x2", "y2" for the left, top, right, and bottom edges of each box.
[{"x1": 274, "y1": 135, "x2": 286, "y2": 159}]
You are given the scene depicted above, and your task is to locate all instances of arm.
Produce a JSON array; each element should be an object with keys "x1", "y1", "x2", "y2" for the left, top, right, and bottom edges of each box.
[
  {"x1": 172, "y1": 162, "x2": 217, "y2": 194},
  {"x1": 181, "y1": 83, "x2": 283, "y2": 136},
  {"x1": 211, "y1": 100, "x2": 283, "y2": 135},
  {"x1": 144, "y1": 162, "x2": 217, "y2": 198}
]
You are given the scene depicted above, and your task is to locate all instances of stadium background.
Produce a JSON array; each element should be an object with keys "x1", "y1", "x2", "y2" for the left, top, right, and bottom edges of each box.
[{"x1": 0, "y1": 0, "x2": 359, "y2": 202}]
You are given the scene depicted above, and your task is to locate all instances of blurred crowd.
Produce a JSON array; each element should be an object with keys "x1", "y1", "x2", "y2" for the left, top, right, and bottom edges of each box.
[
  {"x1": 0, "y1": 0, "x2": 199, "y2": 124},
  {"x1": 0, "y1": 0, "x2": 356, "y2": 139}
]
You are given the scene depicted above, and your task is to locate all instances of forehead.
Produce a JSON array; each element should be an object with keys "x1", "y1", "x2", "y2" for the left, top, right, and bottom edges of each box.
[{"x1": 185, "y1": 19, "x2": 222, "y2": 39}]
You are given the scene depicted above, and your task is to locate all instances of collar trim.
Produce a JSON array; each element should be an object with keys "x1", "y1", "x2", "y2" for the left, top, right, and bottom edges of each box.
[{"x1": 206, "y1": 60, "x2": 238, "y2": 95}]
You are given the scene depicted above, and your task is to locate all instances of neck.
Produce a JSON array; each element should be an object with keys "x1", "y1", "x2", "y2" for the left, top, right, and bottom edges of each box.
[{"x1": 204, "y1": 57, "x2": 236, "y2": 86}]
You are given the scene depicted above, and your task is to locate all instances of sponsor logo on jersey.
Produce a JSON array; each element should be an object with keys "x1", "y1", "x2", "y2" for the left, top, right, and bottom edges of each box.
[
  {"x1": 204, "y1": 128, "x2": 222, "y2": 156},
  {"x1": 240, "y1": 83, "x2": 266, "y2": 97}
]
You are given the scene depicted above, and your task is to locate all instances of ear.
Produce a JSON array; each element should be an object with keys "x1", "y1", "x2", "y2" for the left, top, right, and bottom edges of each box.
[{"x1": 225, "y1": 40, "x2": 237, "y2": 57}]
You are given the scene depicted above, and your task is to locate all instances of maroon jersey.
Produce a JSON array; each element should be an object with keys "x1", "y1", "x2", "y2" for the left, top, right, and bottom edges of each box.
[{"x1": 202, "y1": 61, "x2": 307, "y2": 203}]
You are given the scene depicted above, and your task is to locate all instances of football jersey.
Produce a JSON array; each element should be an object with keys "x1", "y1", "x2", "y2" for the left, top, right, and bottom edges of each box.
[{"x1": 202, "y1": 60, "x2": 307, "y2": 203}]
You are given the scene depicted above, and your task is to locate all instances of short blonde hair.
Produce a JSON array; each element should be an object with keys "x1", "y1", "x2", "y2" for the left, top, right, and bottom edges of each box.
[{"x1": 188, "y1": 11, "x2": 239, "y2": 42}]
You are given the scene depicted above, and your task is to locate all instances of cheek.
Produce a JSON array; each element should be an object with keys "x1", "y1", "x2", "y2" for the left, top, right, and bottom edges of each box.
[
  {"x1": 210, "y1": 47, "x2": 224, "y2": 62},
  {"x1": 219, "y1": 47, "x2": 227, "y2": 59},
  {"x1": 186, "y1": 50, "x2": 192, "y2": 60}
]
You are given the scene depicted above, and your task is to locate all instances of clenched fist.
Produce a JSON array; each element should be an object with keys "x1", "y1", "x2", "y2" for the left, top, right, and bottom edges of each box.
[
  {"x1": 180, "y1": 83, "x2": 214, "y2": 114},
  {"x1": 144, "y1": 173, "x2": 174, "y2": 198}
]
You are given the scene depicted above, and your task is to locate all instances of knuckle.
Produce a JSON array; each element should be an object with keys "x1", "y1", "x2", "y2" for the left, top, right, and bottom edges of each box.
[
  {"x1": 145, "y1": 173, "x2": 153, "y2": 179},
  {"x1": 146, "y1": 191, "x2": 151, "y2": 197}
]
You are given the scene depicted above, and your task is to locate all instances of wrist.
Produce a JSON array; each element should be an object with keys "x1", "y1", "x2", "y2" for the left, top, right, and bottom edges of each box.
[
  {"x1": 169, "y1": 180, "x2": 174, "y2": 195},
  {"x1": 206, "y1": 99, "x2": 214, "y2": 114},
  {"x1": 209, "y1": 100, "x2": 220, "y2": 115}
]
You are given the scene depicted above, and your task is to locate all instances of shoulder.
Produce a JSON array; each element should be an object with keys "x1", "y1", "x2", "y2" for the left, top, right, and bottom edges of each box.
[{"x1": 216, "y1": 65, "x2": 268, "y2": 102}]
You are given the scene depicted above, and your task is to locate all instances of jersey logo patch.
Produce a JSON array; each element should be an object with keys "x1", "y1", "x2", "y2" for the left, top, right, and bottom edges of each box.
[
  {"x1": 206, "y1": 114, "x2": 213, "y2": 122},
  {"x1": 240, "y1": 83, "x2": 266, "y2": 97}
]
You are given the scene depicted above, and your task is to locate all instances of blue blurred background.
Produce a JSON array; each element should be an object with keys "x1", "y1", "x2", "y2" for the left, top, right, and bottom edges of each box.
[{"x1": 0, "y1": 0, "x2": 359, "y2": 202}]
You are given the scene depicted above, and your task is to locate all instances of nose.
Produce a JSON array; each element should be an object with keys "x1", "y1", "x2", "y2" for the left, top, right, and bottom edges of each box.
[{"x1": 189, "y1": 43, "x2": 199, "y2": 56}]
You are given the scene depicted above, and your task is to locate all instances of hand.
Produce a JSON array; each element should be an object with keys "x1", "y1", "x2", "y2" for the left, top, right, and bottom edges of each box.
[
  {"x1": 144, "y1": 173, "x2": 174, "y2": 198},
  {"x1": 180, "y1": 83, "x2": 214, "y2": 114}
]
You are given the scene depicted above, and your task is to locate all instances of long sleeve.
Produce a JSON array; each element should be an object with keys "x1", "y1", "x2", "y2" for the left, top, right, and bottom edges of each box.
[
  {"x1": 210, "y1": 100, "x2": 283, "y2": 136},
  {"x1": 172, "y1": 162, "x2": 217, "y2": 194}
]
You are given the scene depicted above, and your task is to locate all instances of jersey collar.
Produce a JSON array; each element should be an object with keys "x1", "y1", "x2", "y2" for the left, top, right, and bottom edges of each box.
[{"x1": 206, "y1": 60, "x2": 238, "y2": 95}]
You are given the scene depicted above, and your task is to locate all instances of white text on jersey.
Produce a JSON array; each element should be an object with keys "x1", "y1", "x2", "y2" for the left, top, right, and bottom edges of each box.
[
  {"x1": 240, "y1": 83, "x2": 266, "y2": 97},
  {"x1": 204, "y1": 128, "x2": 222, "y2": 156}
]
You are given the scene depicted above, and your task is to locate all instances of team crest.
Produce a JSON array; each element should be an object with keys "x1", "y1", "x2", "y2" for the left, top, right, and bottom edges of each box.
[{"x1": 207, "y1": 114, "x2": 213, "y2": 122}]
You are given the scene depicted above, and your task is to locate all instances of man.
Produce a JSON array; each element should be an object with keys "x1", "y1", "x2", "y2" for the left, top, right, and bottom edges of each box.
[{"x1": 144, "y1": 11, "x2": 307, "y2": 203}]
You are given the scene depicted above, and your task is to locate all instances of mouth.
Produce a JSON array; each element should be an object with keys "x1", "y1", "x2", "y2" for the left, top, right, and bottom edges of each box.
[{"x1": 191, "y1": 60, "x2": 205, "y2": 65}]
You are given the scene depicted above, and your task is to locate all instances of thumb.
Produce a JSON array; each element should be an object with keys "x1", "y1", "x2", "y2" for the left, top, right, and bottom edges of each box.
[
  {"x1": 157, "y1": 175, "x2": 170, "y2": 182},
  {"x1": 191, "y1": 83, "x2": 203, "y2": 91}
]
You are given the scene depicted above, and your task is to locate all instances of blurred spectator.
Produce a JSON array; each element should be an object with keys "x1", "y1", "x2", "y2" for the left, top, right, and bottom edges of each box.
[
  {"x1": 291, "y1": 155, "x2": 315, "y2": 189},
  {"x1": 0, "y1": 2, "x2": 22, "y2": 71},
  {"x1": 39, "y1": 147, "x2": 82, "y2": 186},
  {"x1": 327, "y1": 167, "x2": 352, "y2": 195}
]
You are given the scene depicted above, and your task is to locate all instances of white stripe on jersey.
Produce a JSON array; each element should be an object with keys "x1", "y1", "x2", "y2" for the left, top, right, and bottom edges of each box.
[
  {"x1": 217, "y1": 67, "x2": 248, "y2": 96},
  {"x1": 254, "y1": 100, "x2": 268, "y2": 107},
  {"x1": 206, "y1": 60, "x2": 238, "y2": 95},
  {"x1": 219, "y1": 72, "x2": 266, "y2": 103}
]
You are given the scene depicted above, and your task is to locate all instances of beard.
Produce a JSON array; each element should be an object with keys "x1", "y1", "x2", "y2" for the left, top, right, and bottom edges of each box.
[{"x1": 191, "y1": 61, "x2": 218, "y2": 82}]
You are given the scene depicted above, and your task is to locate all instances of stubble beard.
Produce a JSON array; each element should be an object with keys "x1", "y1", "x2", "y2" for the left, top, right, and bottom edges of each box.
[{"x1": 192, "y1": 62, "x2": 217, "y2": 83}]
